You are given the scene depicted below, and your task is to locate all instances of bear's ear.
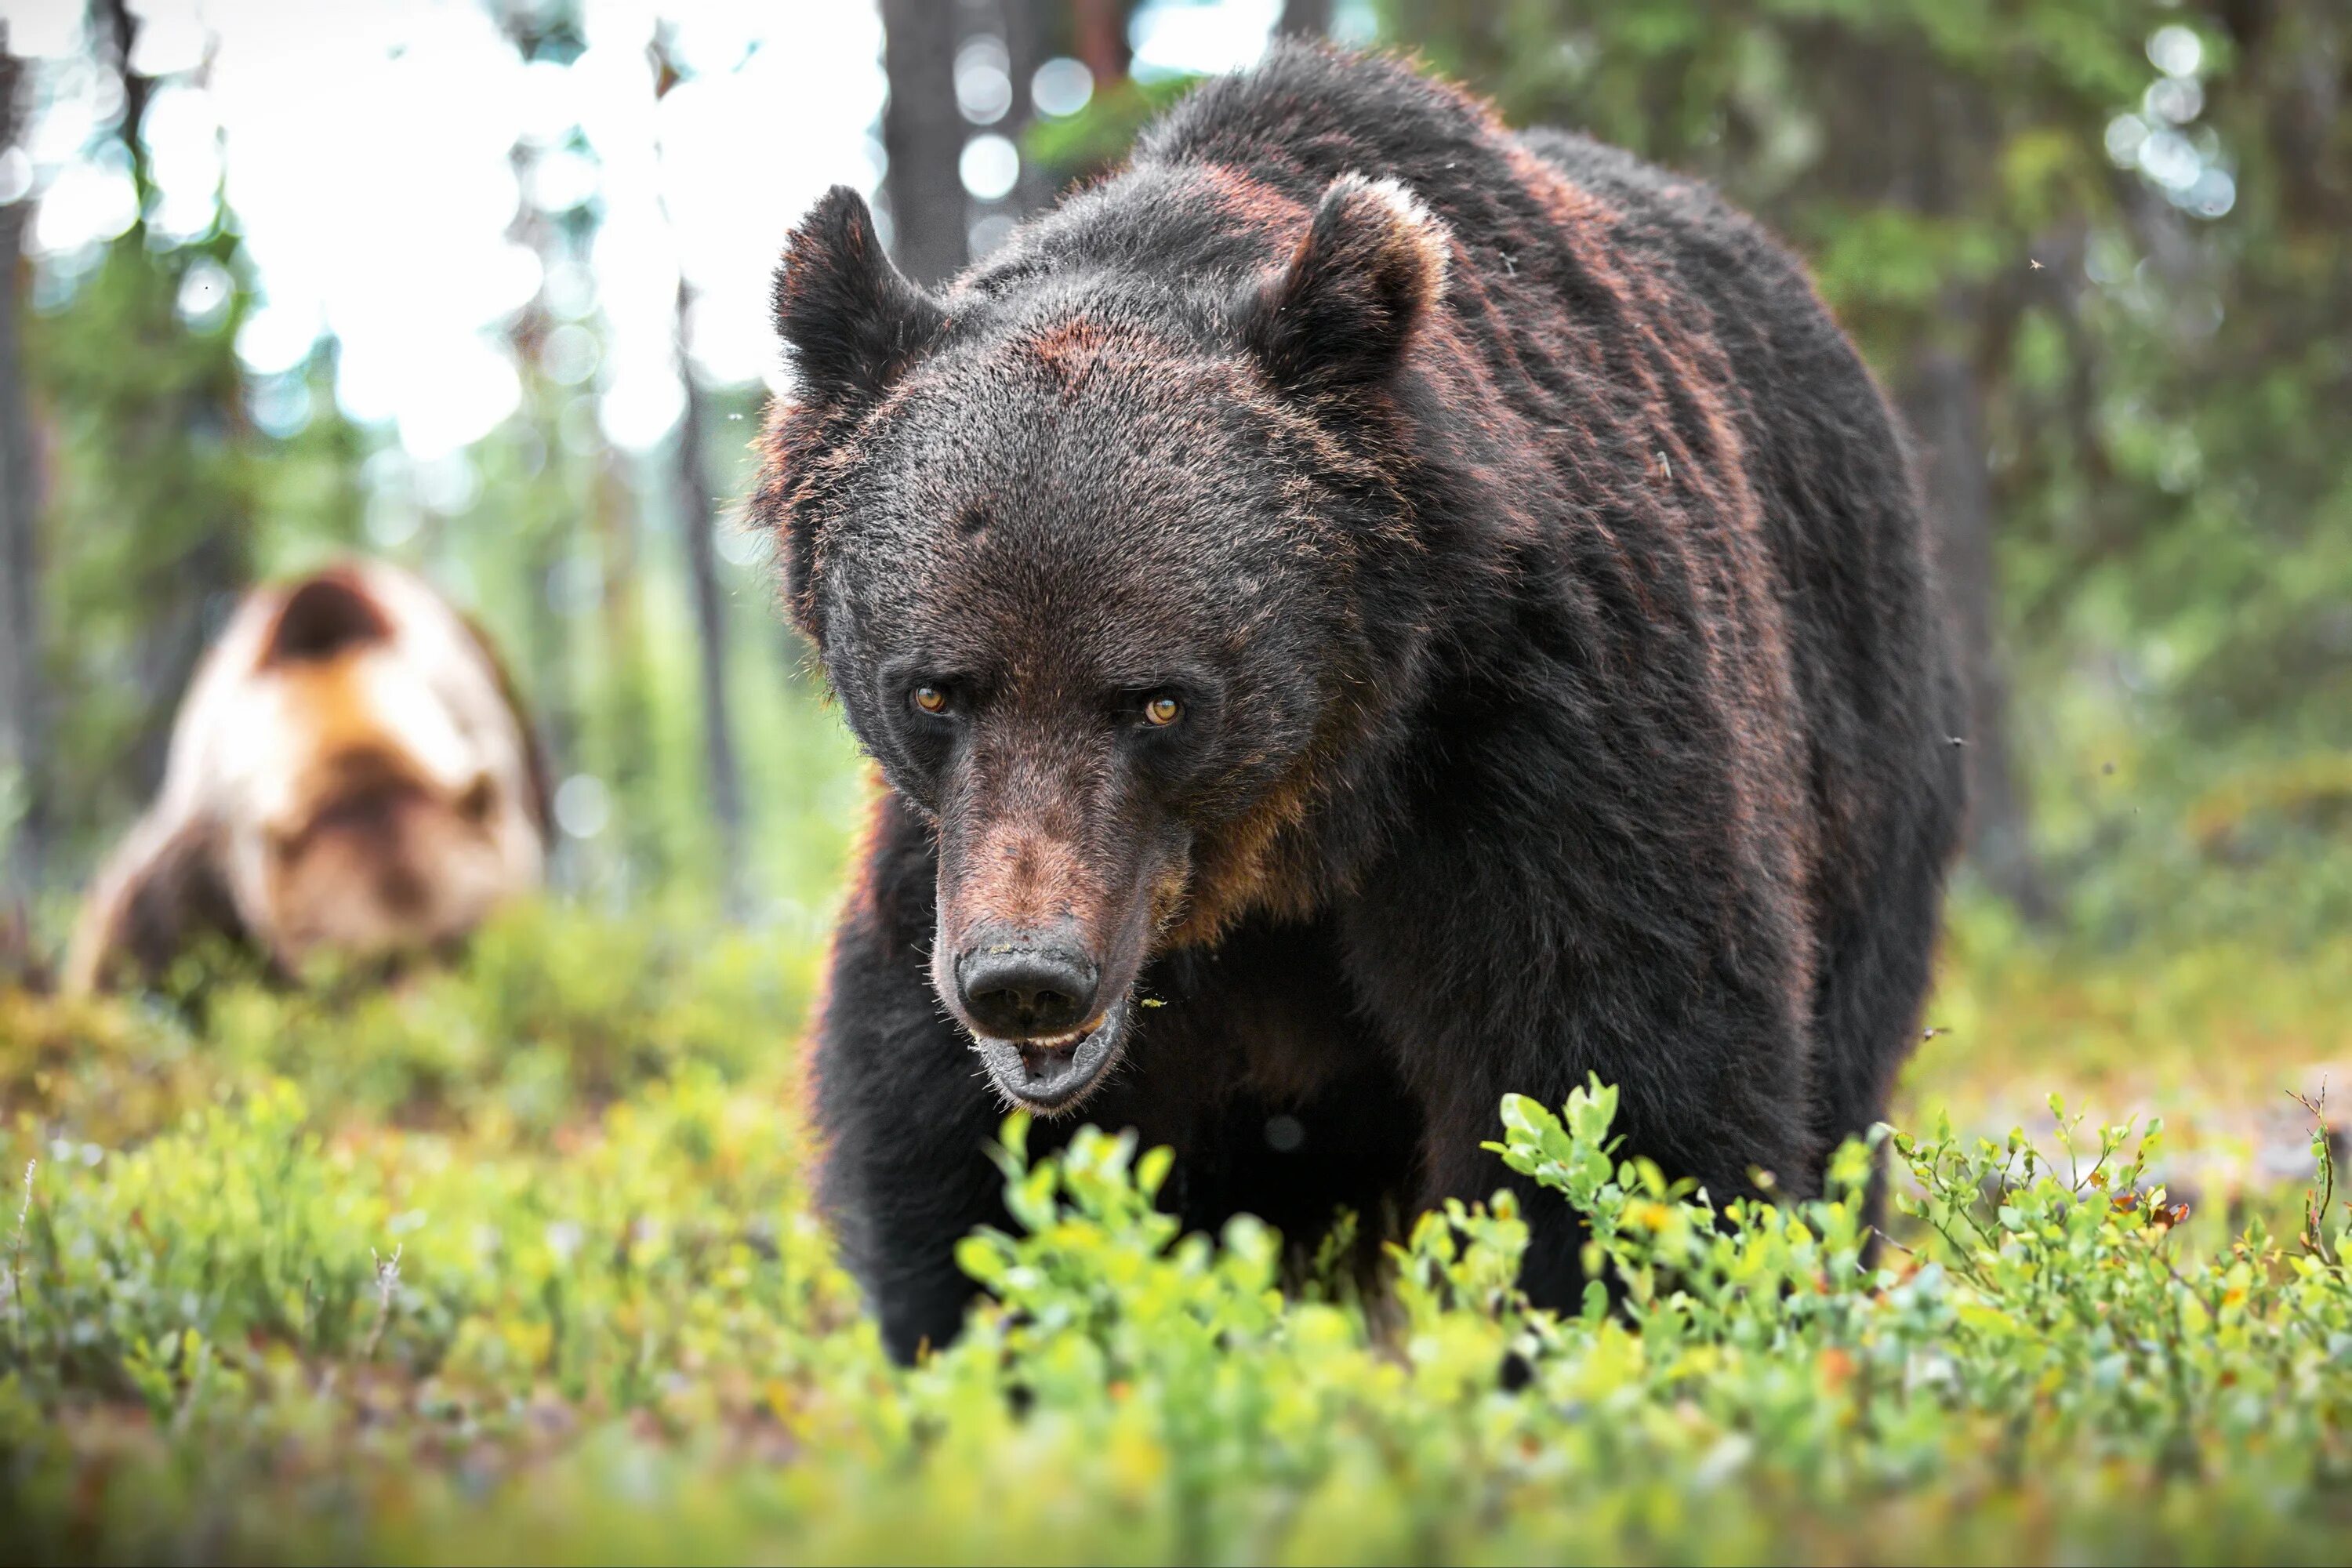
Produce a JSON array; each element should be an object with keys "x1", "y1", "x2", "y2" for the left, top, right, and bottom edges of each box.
[
  {"x1": 1236, "y1": 173, "x2": 1450, "y2": 395},
  {"x1": 260, "y1": 569, "x2": 392, "y2": 669},
  {"x1": 771, "y1": 185, "x2": 947, "y2": 412}
]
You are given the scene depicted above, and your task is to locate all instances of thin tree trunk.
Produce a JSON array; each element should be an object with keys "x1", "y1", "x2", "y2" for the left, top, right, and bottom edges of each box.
[
  {"x1": 99, "y1": 0, "x2": 152, "y2": 195},
  {"x1": 1277, "y1": 0, "x2": 1333, "y2": 38},
  {"x1": 672, "y1": 278, "x2": 748, "y2": 920},
  {"x1": 0, "y1": 38, "x2": 44, "y2": 895},
  {"x1": 1069, "y1": 0, "x2": 1133, "y2": 85},
  {"x1": 1905, "y1": 343, "x2": 2051, "y2": 921},
  {"x1": 1001, "y1": 0, "x2": 1052, "y2": 213},
  {"x1": 498, "y1": 32, "x2": 582, "y2": 818},
  {"x1": 648, "y1": 28, "x2": 749, "y2": 916},
  {"x1": 1802, "y1": 35, "x2": 2050, "y2": 921},
  {"x1": 880, "y1": 0, "x2": 967, "y2": 287},
  {"x1": 594, "y1": 452, "x2": 660, "y2": 897},
  {"x1": 100, "y1": 0, "x2": 245, "y2": 797}
]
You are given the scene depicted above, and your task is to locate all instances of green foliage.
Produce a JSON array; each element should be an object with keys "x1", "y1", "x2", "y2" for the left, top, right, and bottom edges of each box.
[
  {"x1": 27, "y1": 224, "x2": 368, "y2": 860},
  {"x1": 1378, "y1": 0, "x2": 2352, "y2": 931},
  {"x1": 2, "y1": 911, "x2": 2348, "y2": 1563},
  {"x1": 20, "y1": 0, "x2": 2347, "y2": 951},
  {"x1": 0, "y1": 899, "x2": 817, "y2": 1147},
  {"x1": 1022, "y1": 74, "x2": 1203, "y2": 183},
  {"x1": 6, "y1": 4, "x2": 2350, "y2": 1558},
  {"x1": 28, "y1": 231, "x2": 255, "y2": 837}
]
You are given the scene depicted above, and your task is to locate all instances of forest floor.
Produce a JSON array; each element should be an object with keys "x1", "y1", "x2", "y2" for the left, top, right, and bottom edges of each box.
[{"x1": 1, "y1": 895, "x2": 2347, "y2": 1563}]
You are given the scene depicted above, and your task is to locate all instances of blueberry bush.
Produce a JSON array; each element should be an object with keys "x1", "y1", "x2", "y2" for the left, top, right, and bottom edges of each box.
[{"x1": 1, "y1": 904, "x2": 2347, "y2": 1563}]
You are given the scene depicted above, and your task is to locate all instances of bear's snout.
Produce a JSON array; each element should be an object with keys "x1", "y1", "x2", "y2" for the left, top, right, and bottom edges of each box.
[
  {"x1": 925, "y1": 751, "x2": 1176, "y2": 1112},
  {"x1": 941, "y1": 911, "x2": 1137, "y2": 1112},
  {"x1": 954, "y1": 935, "x2": 1101, "y2": 1042}
]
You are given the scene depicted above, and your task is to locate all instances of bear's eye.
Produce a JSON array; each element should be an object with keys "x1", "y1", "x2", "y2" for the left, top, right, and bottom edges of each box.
[
  {"x1": 912, "y1": 685, "x2": 950, "y2": 717},
  {"x1": 1142, "y1": 695, "x2": 1183, "y2": 728}
]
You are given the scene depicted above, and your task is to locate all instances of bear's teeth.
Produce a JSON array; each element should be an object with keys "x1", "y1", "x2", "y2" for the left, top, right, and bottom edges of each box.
[
  {"x1": 1013, "y1": 1007, "x2": 1116, "y2": 1054},
  {"x1": 1021, "y1": 1012, "x2": 1109, "y2": 1053}
]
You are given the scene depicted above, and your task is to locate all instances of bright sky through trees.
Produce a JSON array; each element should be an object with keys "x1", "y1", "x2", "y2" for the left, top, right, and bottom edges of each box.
[
  {"x1": 13, "y1": 0, "x2": 884, "y2": 457},
  {"x1": 4, "y1": 0, "x2": 1301, "y2": 459}
]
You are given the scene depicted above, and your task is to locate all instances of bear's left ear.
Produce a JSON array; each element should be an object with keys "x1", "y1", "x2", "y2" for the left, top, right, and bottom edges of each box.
[
  {"x1": 259, "y1": 569, "x2": 392, "y2": 670},
  {"x1": 771, "y1": 185, "x2": 948, "y2": 413},
  {"x1": 1236, "y1": 173, "x2": 1450, "y2": 395}
]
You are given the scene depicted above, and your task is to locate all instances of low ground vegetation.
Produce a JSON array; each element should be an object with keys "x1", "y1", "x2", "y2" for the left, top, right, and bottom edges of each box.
[{"x1": 0, "y1": 899, "x2": 2347, "y2": 1563}]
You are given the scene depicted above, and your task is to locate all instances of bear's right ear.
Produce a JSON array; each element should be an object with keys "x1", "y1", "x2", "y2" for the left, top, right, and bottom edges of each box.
[
  {"x1": 771, "y1": 186, "x2": 947, "y2": 413},
  {"x1": 1236, "y1": 173, "x2": 1450, "y2": 396}
]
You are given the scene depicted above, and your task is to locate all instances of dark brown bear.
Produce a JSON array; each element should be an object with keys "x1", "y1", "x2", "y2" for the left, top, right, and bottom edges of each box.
[{"x1": 753, "y1": 45, "x2": 1964, "y2": 1363}]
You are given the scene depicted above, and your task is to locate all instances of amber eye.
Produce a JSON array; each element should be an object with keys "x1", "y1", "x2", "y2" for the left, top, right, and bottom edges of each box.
[
  {"x1": 912, "y1": 685, "x2": 949, "y2": 716},
  {"x1": 1142, "y1": 695, "x2": 1183, "y2": 727}
]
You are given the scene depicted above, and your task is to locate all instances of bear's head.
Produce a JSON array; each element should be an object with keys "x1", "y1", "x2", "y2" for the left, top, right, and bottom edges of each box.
[
  {"x1": 757, "y1": 174, "x2": 1450, "y2": 1113},
  {"x1": 228, "y1": 569, "x2": 546, "y2": 974},
  {"x1": 64, "y1": 563, "x2": 551, "y2": 996}
]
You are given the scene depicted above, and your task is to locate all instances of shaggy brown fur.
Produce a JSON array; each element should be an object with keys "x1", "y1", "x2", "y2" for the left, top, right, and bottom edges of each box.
[
  {"x1": 66, "y1": 562, "x2": 549, "y2": 993},
  {"x1": 754, "y1": 46, "x2": 1963, "y2": 1363}
]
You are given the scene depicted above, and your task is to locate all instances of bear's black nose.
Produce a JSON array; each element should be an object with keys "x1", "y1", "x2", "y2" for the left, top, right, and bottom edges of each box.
[{"x1": 956, "y1": 945, "x2": 1100, "y2": 1040}]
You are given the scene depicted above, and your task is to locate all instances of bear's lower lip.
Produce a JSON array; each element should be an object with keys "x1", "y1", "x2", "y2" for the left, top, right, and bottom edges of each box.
[{"x1": 972, "y1": 1000, "x2": 1127, "y2": 1113}]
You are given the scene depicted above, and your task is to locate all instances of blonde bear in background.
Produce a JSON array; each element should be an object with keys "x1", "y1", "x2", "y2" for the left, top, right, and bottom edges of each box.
[{"x1": 65, "y1": 561, "x2": 550, "y2": 993}]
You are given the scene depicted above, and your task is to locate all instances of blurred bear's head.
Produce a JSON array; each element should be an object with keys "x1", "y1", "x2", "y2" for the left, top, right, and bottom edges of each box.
[{"x1": 67, "y1": 562, "x2": 550, "y2": 992}]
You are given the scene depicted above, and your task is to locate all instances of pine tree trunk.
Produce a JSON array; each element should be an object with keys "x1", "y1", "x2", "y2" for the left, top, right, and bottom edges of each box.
[
  {"x1": 1803, "y1": 35, "x2": 2052, "y2": 920},
  {"x1": 1001, "y1": 0, "x2": 1053, "y2": 213},
  {"x1": 1277, "y1": 0, "x2": 1333, "y2": 38},
  {"x1": 496, "y1": 39, "x2": 582, "y2": 830},
  {"x1": 1070, "y1": 0, "x2": 1134, "y2": 85},
  {"x1": 0, "y1": 41, "x2": 44, "y2": 895},
  {"x1": 594, "y1": 453, "x2": 661, "y2": 897},
  {"x1": 1904, "y1": 343, "x2": 2052, "y2": 920},
  {"x1": 100, "y1": 0, "x2": 246, "y2": 799},
  {"x1": 880, "y1": 0, "x2": 968, "y2": 287},
  {"x1": 673, "y1": 280, "x2": 748, "y2": 920}
]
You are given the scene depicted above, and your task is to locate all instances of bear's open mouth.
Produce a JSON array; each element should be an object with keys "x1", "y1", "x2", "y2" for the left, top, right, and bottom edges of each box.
[{"x1": 971, "y1": 996, "x2": 1129, "y2": 1114}]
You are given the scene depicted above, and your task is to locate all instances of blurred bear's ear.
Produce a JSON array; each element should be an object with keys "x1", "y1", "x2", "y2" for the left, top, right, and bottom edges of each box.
[
  {"x1": 1236, "y1": 173, "x2": 1450, "y2": 394},
  {"x1": 260, "y1": 569, "x2": 393, "y2": 669},
  {"x1": 771, "y1": 186, "x2": 947, "y2": 412}
]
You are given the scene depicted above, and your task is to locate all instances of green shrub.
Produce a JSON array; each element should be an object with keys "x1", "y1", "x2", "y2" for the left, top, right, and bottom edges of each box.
[{"x1": 2, "y1": 964, "x2": 2347, "y2": 1565}]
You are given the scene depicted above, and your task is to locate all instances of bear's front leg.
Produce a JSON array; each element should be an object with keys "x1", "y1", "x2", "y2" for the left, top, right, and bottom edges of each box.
[
  {"x1": 1338, "y1": 820, "x2": 1820, "y2": 1314},
  {"x1": 811, "y1": 792, "x2": 1010, "y2": 1364}
]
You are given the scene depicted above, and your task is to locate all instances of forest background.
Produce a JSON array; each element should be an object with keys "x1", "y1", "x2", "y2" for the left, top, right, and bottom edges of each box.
[
  {"x1": 0, "y1": 2, "x2": 2347, "y2": 1555},
  {"x1": 2, "y1": 0, "x2": 2347, "y2": 983}
]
